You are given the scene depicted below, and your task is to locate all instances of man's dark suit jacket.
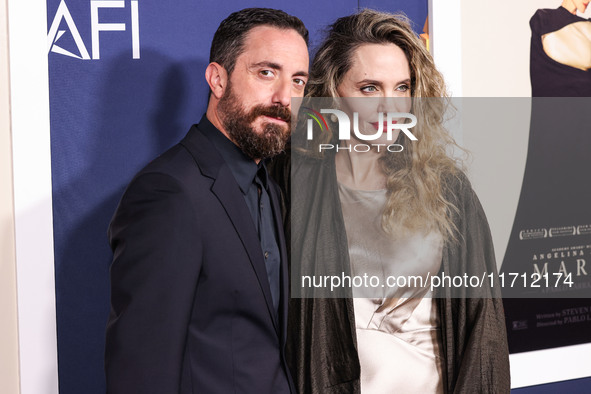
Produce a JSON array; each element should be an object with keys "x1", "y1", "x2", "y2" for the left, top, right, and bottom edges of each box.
[{"x1": 106, "y1": 119, "x2": 293, "y2": 393}]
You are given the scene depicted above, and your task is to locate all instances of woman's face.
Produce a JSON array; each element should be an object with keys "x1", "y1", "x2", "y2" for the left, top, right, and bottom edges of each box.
[{"x1": 336, "y1": 43, "x2": 412, "y2": 145}]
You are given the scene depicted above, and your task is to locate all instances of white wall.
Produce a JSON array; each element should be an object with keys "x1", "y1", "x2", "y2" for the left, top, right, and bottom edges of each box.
[
  {"x1": 6, "y1": 0, "x2": 59, "y2": 393},
  {"x1": 1, "y1": 0, "x2": 20, "y2": 391}
]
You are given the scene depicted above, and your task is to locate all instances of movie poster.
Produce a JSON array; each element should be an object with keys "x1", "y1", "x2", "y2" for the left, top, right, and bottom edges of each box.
[{"x1": 500, "y1": 2, "x2": 591, "y2": 353}]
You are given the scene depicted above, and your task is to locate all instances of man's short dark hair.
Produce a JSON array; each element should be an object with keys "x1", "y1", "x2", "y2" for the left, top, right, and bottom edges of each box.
[{"x1": 210, "y1": 8, "x2": 309, "y2": 76}]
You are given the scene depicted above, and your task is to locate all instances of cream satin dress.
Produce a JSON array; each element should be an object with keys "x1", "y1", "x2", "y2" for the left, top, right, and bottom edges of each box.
[{"x1": 339, "y1": 183, "x2": 444, "y2": 394}]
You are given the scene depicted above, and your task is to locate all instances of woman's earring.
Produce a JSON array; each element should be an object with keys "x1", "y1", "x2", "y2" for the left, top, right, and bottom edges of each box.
[{"x1": 330, "y1": 114, "x2": 338, "y2": 123}]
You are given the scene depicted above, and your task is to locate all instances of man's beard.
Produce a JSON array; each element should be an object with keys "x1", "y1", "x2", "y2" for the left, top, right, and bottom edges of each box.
[{"x1": 218, "y1": 82, "x2": 291, "y2": 161}]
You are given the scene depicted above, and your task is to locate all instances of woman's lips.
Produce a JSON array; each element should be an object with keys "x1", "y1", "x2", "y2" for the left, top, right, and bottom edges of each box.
[{"x1": 371, "y1": 120, "x2": 397, "y2": 132}]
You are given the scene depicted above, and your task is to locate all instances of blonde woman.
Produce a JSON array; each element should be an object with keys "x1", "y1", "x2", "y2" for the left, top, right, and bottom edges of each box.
[{"x1": 271, "y1": 10, "x2": 510, "y2": 393}]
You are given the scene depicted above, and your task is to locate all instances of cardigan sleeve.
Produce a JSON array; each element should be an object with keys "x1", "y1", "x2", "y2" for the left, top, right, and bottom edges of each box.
[
  {"x1": 439, "y1": 174, "x2": 511, "y2": 393},
  {"x1": 106, "y1": 172, "x2": 202, "y2": 393}
]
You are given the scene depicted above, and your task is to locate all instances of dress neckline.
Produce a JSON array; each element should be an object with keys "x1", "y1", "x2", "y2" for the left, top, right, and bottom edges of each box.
[{"x1": 337, "y1": 181, "x2": 387, "y2": 193}]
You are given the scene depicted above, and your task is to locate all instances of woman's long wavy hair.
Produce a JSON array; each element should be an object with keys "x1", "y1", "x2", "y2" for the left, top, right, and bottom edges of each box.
[{"x1": 306, "y1": 9, "x2": 462, "y2": 241}]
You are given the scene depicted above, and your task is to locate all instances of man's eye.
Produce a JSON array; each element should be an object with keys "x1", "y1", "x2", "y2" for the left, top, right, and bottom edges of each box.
[
  {"x1": 260, "y1": 70, "x2": 275, "y2": 77},
  {"x1": 294, "y1": 78, "x2": 306, "y2": 87}
]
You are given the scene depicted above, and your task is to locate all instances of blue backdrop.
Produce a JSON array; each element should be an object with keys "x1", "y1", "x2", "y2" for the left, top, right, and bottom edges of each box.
[{"x1": 46, "y1": 1, "x2": 427, "y2": 392}]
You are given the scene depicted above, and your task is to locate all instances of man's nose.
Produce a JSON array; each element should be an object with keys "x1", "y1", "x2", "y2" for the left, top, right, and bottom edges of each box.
[{"x1": 272, "y1": 79, "x2": 292, "y2": 108}]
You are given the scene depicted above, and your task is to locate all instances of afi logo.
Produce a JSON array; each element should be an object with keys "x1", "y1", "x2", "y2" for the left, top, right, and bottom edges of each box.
[
  {"x1": 304, "y1": 108, "x2": 418, "y2": 141},
  {"x1": 47, "y1": 0, "x2": 140, "y2": 60}
]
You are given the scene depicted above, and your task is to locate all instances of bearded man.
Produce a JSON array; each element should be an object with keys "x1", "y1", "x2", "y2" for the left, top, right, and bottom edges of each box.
[{"x1": 105, "y1": 8, "x2": 309, "y2": 393}]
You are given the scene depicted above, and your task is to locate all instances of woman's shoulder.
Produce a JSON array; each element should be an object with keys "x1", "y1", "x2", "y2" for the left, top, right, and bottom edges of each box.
[
  {"x1": 441, "y1": 169, "x2": 491, "y2": 230},
  {"x1": 442, "y1": 169, "x2": 474, "y2": 203}
]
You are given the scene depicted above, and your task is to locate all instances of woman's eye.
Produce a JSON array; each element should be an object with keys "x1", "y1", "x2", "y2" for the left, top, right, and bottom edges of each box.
[
  {"x1": 360, "y1": 85, "x2": 377, "y2": 93},
  {"x1": 397, "y1": 84, "x2": 410, "y2": 92}
]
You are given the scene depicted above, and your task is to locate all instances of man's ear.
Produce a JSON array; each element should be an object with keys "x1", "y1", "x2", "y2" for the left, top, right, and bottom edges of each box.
[{"x1": 205, "y1": 62, "x2": 228, "y2": 99}]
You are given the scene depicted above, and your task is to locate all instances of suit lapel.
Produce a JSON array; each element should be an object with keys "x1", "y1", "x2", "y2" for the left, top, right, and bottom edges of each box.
[
  {"x1": 181, "y1": 125, "x2": 279, "y2": 334},
  {"x1": 211, "y1": 171, "x2": 279, "y2": 332}
]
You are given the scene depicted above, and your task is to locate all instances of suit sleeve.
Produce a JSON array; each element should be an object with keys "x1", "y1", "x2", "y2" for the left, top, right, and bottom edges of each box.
[{"x1": 105, "y1": 172, "x2": 202, "y2": 393}]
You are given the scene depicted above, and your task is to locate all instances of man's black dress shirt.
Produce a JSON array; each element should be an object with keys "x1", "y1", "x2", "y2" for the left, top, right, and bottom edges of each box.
[{"x1": 200, "y1": 116, "x2": 281, "y2": 314}]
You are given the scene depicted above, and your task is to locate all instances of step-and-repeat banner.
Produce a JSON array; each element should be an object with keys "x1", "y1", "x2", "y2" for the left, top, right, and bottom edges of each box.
[{"x1": 46, "y1": 1, "x2": 427, "y2": 392}]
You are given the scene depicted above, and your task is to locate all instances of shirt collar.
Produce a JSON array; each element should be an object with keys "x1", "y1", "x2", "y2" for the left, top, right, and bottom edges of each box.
[{"x1": 198, "y1": 115, "x2": 268, "y2": 194}]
